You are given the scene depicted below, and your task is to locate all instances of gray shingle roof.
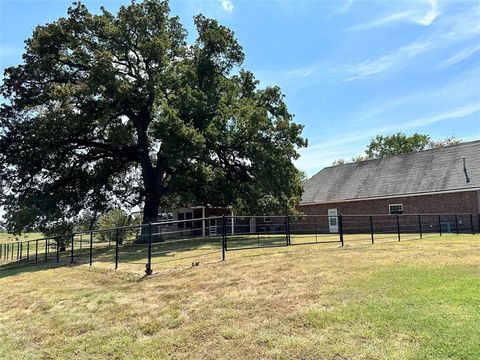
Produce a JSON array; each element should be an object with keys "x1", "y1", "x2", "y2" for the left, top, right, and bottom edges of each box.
[{"x1": 301, "y1": 140, "x2": 480, "y2": 204}]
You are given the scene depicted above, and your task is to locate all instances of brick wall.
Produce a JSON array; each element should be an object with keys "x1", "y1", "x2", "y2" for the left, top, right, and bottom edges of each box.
[
  {"x1": 295, "y1": 190, "x2": 480, "y2": 234},
  {"x1": 298, "y1": 190, "x2": 480, "y2": 216}
]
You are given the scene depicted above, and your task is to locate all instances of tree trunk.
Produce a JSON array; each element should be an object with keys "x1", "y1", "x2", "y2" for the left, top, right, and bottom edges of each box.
[{"x1": 134, "y1": 117, "x2": 165, "y2": 243}]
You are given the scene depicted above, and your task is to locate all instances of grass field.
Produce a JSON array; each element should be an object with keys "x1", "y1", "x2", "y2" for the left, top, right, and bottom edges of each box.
[
  {"x1": 0, "y1": 232, "x2": 44, "y2": 243},
  {"x1": 0, "y1": 234, "x2": 479, "y2": 359}
]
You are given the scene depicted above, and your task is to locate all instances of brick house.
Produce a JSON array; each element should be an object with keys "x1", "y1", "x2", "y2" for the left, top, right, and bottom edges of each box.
[{"x1": 298, "y1": 140, "x2": 480, "y2": 233}]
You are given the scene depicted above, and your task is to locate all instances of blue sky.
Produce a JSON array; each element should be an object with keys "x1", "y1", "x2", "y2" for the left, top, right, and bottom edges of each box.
[{"x1": 1, "y1": 0, "x2": 479, "y2": 178}]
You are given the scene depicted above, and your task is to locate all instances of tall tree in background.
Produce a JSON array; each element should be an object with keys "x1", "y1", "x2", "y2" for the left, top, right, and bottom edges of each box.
[
  {"x1": 0, "y1": 0, "x2": 307, "y2": 235},
  {"x1": 365, "y1": 132, "x2": 431, "y2": 159},
  {"x1": 331, "y1": 133, "x2": 463, "y2": 165}
]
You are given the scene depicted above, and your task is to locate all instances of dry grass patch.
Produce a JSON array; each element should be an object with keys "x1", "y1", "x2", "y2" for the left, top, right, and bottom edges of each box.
[{"x1": 0, "y1": 235, "x2": 479, "y2": 359}]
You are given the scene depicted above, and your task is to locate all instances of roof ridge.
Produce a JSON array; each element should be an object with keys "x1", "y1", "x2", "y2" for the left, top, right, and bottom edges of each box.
[{"x1": 321, "y1": 139, "x2": 480, "y2": 171}]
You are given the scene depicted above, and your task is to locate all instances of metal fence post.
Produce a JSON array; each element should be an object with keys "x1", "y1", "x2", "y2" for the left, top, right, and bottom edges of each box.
[
  {"x1": 115, "y1": 229, "x2": 119, "y2": 270},
  {"x1": 145, "y1": 223, "x2": 153, "y2": 275},
  {"x1": 470, "y1": 214, "x2": 474, "y2": 235},
  {"x1": 11, "y1": 242, "x2": 14, "y2": 260},
  {"x1": 222, "y1": 215, "x2": 226, "y2": 261},
  {"x1": 370, "y1": 215, "x2": 374, "y2": 244},
  {"x1": 35, "y1": 240, "x2": 38, "y2": 262},
  {"x1": 89, "y1": 231, "x2": 94, "y2": 266},
  {"x1": 438, "y1": 215, "x2": 442, "y2": 236},
  {"x1": 418, "y1": 215, "x2": 423, "y2": 239},
  {"x1": 56, "y1": 238, "x2": 59, "y2": 263},
  {"x1": 285, "y1": 215, "x2": 290, "y2": 246},
  {"x1": 45, "y1": 239, "x2": 48, "y2": 262},
  {"x1": 339, "y1": 215, "x2": 344, "y2": 247},
  {"x1": 454, "y1": 214, "x2": 459, "y2": 235},
  {"x1": 19, "y1": 242, "x2": 22, "y2": 260},
  {"x1": 16, "y1": 242, "x2": 20, "y2": 260},
  {"x1": 70, "y1": 234, "x2": 74, "y2": 264},
  {"x1": 396, "y1": 215, "x2": 401, "y2": 241},
  {"x1": 26, "y1": 241, "x2": 30, "y2": 261}
]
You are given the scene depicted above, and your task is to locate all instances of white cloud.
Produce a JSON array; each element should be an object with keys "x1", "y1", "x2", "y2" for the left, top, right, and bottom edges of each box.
[
  {"x1": 339, "y1": 0, "x2": 354, "y2": 14},
  {"x1": 344, "y1": 11, "x2": 413, "y2": 31},
  {"x1": 346, "y1": 41, "x2": 431, "y2": 80},
  {"x1": 221, "y1": 0, "x2": 234, "y2": 13},
  {"x1": 439, "y1": 43, "x2": 480, "y2": 68},
  {"x1": 345, "y1": 0, "x2": 440, "y2": 31},
  {"x1": 416, "y1": 0, "x2": 440, "y2": 26}
]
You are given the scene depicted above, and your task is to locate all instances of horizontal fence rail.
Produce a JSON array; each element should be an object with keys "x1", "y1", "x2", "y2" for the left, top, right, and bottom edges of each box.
[{"x1": 1, "y1": 213, "x2": 479, "y2": 274}]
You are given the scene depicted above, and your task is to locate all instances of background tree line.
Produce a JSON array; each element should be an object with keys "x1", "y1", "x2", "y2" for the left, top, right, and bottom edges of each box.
[{"x1": 332, "y1": 133, "x2": 462, "y2": 166}]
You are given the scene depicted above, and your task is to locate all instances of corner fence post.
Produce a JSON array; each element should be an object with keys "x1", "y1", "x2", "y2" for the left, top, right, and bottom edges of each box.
[
  {"x1": 222, "y1": 215, "x2": 226, "y2": 261},
  {"x1": 418, "y1": 215, "x2": 423, "y2": 239},
  {"x1": 70, "y1": 235, "x2": 74, "y2": 264},
  {"x1": 455, "y1": 214, "x2": 459, "y2": 235},
  {"x1": 145, "y1": 223, "x2": 153, "y2": 275},
  {"x1": 396, "y1": 215, "x2": 401, "y2": 241},
  {"x1": 470, "y1": 214, "x2": 474, "y2": 235},
  {"x1": 89, "y1": 231, "x2": 93, "y2": 266},
  {"x1": 115, "y1": 228, "x2": 119, "y2": 270},
  {"x1": 438, "y1": 215, "x2": 442, "y2": 236},
  {"x1": 339, "y1": 215, "x2": 344, "y2": 247}
]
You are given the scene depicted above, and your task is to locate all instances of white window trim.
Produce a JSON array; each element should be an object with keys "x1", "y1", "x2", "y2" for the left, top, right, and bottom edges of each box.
[{"x1": 389, "y1": 204, "x2": 403, "y2": 215}]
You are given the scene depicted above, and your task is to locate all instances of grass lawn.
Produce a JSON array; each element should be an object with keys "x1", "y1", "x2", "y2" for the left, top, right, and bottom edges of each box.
[
  {"x1": 0, "y1": 234, "x2": 479, "y2": 359},
  {"x1": 0, "y1": 232, "x2": 44, "y2": 243}
]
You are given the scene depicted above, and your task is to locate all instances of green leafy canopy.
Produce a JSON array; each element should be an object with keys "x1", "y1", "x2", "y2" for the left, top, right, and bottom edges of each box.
[{"x1": 0, "y1": 0, "x2": 307, "y2": 234}]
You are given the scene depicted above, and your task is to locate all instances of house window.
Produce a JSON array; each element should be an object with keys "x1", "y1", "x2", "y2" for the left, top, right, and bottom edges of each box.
[
  {"x1": 389, "y1": 204, "x2": 403, "y2": 215},
  {"x1": 263, "y1": 217, "x2": 271, "y2": 223}
]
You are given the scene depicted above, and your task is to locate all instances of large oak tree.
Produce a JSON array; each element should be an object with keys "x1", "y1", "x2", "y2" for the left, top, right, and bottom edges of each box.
[{"x1": 0, "y1": 0, "x2": 307, "y2": 235}]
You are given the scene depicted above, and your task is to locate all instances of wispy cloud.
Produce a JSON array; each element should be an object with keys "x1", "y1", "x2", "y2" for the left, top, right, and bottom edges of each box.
[
  {"x1": 344, "y1": 11, "x2": 413, "y2": 31},
  {"x1": 439, "y1": 43, "x2": 480, "y2": 68},
  {"x1": 221, "y1": 0, "x2": 234, "y2": 13},
  {"x1": 417, "y1": 0, "x2": 440, "y2": 26},
  {"x1": 339, "y1": 0, "x2": 354, "y2": 14},
  {"x1": 345, "y1": 0, "x2": 440, "y2": 31},
  {"x1": 346, "y1": 41, "x2": 432, "y2": 80}
]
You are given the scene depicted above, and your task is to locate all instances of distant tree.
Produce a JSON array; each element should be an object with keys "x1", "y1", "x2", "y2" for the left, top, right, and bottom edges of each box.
[
  {"x1": 350, "y1": 155, "x2": 369, "y2": 163},
  {"x1": 335, "y1": 133, "x2": 463, "y2": 165},
  {"x1": 0, "y1": 0, "x2": 306, "y2": 238},
  {"x1": 365, "y1": 132, "x2": 431, "y2": 159},
  {"x1": 98, "y1": 209, "x2": 141, "y2": 243},
  {"x1": 332, "y1": 158, "x2": 346, "y2": 166},
  {"x1": 429, "y1": 136, "x2": 462, "y2": 149}
]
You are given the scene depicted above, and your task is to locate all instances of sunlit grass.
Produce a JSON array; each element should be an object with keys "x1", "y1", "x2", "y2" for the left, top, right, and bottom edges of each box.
[{"x1": 0, "y1": 234, "x2": 479, "y2": 359}]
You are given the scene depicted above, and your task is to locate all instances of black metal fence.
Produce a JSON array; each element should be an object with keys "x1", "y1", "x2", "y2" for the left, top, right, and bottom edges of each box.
[{"x1": 1, "y1": 213, "x2": 479, "y2": 274}]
